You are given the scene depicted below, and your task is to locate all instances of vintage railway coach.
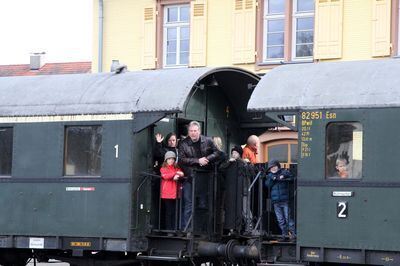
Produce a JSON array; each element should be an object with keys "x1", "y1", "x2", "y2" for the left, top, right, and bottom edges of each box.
[
  {"x1": 0, "y1": 67, "x2": 264, "y2": 265},
  {"x1": 1, "y1": 59, "x2": 400, "y2": 266},
  {"x1": 248, "y1": 59, "x2": 400, "y2": 265}
]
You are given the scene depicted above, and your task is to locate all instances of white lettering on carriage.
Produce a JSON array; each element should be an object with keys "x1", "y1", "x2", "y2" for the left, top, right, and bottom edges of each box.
[{"x1": 29, "y1": 238, "x2": 44, "y2": 249}]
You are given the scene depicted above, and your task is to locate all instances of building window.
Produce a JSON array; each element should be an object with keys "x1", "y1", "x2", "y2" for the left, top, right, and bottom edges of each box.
[
  {"x1": 163, "y1": 5, "x2": 190, "y2": 67},
  {"x1": 292, "y1": 0, "x2": 314, "y2": 59},
  {"x1": 325, "y1": 122, "x2": 363, "y2": 180},
  {"x1": 262, "y1": 0, "x2": 314, "y2": 62},
  {"x1": 263, "y1": 0, "x2": 285, "y2": 60},
  {"x1": 264, "y1": 140, "x2": 298, "y2": 169},
  {"x1": 0, "y1": 128, "x2": 13, "y2": 176},
  {"x1": 64, "y1": 126, "x2": 102, "y2": 176},
  {"x1": 398, "y1": 0, "x2": 400, "y2": 56}
]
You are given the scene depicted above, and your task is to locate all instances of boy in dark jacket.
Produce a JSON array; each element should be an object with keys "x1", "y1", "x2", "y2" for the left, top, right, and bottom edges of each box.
[{"x1": 265, "y1": 159, "x2": 295, "y2": 240}]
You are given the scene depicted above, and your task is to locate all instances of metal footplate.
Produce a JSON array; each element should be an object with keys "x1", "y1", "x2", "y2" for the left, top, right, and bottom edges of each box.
[
  {"x1": 257, "y1": 263, "x2": 307, "y2": 266},
  {"x1": 136, "y1": 254, "x2": 188, "y2": 262}
]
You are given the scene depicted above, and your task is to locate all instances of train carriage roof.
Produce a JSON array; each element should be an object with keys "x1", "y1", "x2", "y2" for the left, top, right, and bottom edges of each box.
[
  {"x1": 0, "y1": 67, "x2": 261, "y2": 125},
  {"x1": 248, "y1": 59, "x2": 400, "y2": 112},
  {"x1": 0, "y1": 68, "x2": 212, "y2": 117}
]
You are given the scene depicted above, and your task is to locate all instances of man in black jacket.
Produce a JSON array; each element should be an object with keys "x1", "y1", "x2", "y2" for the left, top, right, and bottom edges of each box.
[{"x1": 178, "y1": 121, "x2": 220, "y2": 230}]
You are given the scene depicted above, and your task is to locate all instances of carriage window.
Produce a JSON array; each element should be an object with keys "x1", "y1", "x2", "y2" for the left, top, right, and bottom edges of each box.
[
  {"x1": 326, "y1": 122, "x2": 363, "y2": 179},
  {"x1": 0, "y1": 128, "x2": 13, "y2": 176},
  {"x1": 268, "y1": 144, "x2": 288, "y2": 164},
  {"x1": 64, "y1": 126, "x2": 102, "y2": 176}
]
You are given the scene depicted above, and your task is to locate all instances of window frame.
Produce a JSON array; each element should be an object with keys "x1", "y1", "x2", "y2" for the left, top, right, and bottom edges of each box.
[
  {"x1": 258, "y1": 0, "x2": 315, "y2": 66},
  {"x1": 0, "y1": 127, "x2": 13, "y2": 177},
  {"x1": 325, "y1": 122, "x2": 363, "y2": 180},
  {"x1": 162, "y1": 4, "x2": 190, "y2": 68},
  {"x1": 263, "y1": 0, "x2": 286, "y2": 62},
  {"x1": 63, "y1": 125, "x2": 103, "y2": 177},
  {"x1": 397, "y1": 0, "x2": 400, "y2": 56},
  {"x1": 291, "y1": 0, "x2": 315, "y2": 61},
  {"x1": 264, "y1": 139, "x2": 298, "y2": 169}
]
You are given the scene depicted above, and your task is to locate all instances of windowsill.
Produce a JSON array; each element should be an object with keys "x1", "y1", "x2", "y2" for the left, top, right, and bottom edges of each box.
[
  {"x1": 162, "y1": 65, "x2": 189, "y2": 69},
  {"x1": 258, "y1": 60, "x2": 285, "y2": 66},
  {"x1": 290, "y1": 58, "x2": 314, "y2": 63},
  {"x1": 259, "y1": 59, "x2": 314, "y2": 66},
  {"x1": 257, "y1": 59, "x2": 314, "y2": 69}
]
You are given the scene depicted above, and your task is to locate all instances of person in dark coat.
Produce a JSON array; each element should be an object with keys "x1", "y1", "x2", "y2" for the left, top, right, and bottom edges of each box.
[
  {"x1": 212, "y1": 136, "x2": 227, "y2": 166},
  {"x1": 154, "y1": 132, "x2": 178, "y2": 173},
  {"x1": 219, "y1": 145, "x2": 256, "y2": 233},
  {"x1": 265, "y1": 159, "x2": 295, "y2": 239},
  {"x1": 178, "y1": 121, "x2": 220, "y2": 230}
]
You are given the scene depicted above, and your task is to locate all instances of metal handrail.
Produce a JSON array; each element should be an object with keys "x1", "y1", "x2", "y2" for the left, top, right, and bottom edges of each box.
[
  {"x1": 242, "y1": 170, "x2": 264, "y2": 234},
  {"x1": 248, "y1": 171, "x2": 262, "y2": 192},
  {"x1": 132, "y1": 172, "x2": 160, "y2": 230},
  {"x1": 136, "y1": 171, "x2": 184, "y2": 232}
]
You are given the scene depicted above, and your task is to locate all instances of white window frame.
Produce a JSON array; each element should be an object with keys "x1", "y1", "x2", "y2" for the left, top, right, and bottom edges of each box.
[
  {"x1": 163, "y1": 5, "x2": 190, "y2": 68},
  {"x1": 398, "y1": 0, "x2": 400, "y2": 56},
  {"x1": 291, "y1": 0, "x2": 315, "y2": 61},
  {"x1": 263, "y1": 1, "x2": 285, "y2": 62}
]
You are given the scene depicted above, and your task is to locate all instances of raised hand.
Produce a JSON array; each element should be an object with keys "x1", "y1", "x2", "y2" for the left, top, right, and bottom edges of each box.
[{"x1": 155, "y1": 133, "x2": 164, "y2": 143}]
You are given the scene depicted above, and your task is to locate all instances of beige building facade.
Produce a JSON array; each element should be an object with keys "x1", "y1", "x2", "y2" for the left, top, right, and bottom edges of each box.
[
  {"x1": 91, "y1": 0, "x2": 399, "y2": 164},
  {"x1": 92, "y1": 0, "x2": 399, "y2": 74}
]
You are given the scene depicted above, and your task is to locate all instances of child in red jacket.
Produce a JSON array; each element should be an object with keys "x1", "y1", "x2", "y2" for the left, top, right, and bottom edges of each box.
[{"x1": 160, "y1": 151, "x2": 184, "y2": 230}]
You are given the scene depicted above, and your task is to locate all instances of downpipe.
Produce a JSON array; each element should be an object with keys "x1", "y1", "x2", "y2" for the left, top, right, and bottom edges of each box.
[
  {"x1": 197, "y1": 240, "x2": 259, "y2": 263},
  {"x1": 98, "y1": 0, "x2": 104, "y2": 72}
]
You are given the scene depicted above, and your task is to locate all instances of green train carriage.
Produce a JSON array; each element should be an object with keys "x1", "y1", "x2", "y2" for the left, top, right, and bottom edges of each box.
[
  {"x1": 0, "y1": 67, "x2": 264, "y2": 265},
  {"x1": 248, "y1": 58, "x2": 400, "y2": 265},
  {"x1": 1, "y1": 58, "x2": 399, "y2": 266}
]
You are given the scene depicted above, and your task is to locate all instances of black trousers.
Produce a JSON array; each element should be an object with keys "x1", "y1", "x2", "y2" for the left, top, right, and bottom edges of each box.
[{"x1": 162, "y1": 199, "x2": 177, "y2": 230}]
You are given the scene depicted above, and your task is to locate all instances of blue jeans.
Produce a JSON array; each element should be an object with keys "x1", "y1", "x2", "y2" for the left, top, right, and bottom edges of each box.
[
  {"x1": 273, "y1": 201, "x2": 295, "y2": 236},
  {"x1": 181, "y1": 181, "x2": 192, "y2": 230}
]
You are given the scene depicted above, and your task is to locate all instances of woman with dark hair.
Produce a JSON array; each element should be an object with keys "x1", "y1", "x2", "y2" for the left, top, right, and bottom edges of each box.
[{"x1": 154, "y1": 132, "x2": 179, "y2": 173}]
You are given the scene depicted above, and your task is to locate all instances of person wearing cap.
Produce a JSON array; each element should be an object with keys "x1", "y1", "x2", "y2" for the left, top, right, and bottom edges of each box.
[
  {"x1": 229, "y1": 145, "x2": 243, "y2": 161},
  {"x1": 160, "y1": 151, "x2": 184, "y2": 230},
  {"x1": 219, "y1": 145, "x2": 256, "y2": 232},
  {"x1": 265, "y1": 159, "x2": 295, "y2": 240},
  {"x1": 219, "y1": 145, "x2": 245, "y2": 168}
]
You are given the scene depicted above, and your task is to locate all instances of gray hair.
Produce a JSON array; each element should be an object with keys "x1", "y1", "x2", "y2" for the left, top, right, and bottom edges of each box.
[
  {"x1": 336, "y1": 158, "x2": 347, "y2": 166},
  {"x1": 247, "y1": 135, "x2": 259, "y2": 145},
  {"x1": 188, "y1": 121, "x2": 201, "y2": 132}
]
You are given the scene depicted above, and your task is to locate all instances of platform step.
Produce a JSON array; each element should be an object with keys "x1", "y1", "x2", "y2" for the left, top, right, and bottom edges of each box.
[
  {"x1": 257, "y1": 263, "x2": 306, "y2": 266},
  {"x1": 262, "y1": 239, "x2": 296, "y2": 244},
  {"x1": 137, "y1": 254, "x2": 187, "y2": 262}
]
